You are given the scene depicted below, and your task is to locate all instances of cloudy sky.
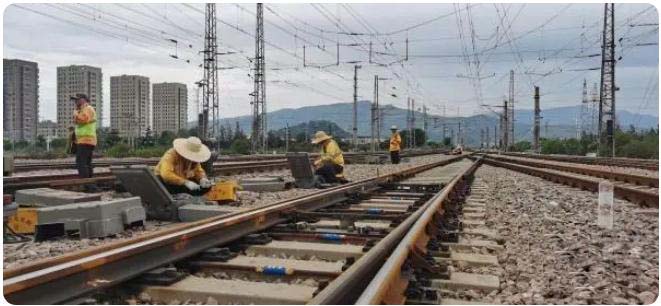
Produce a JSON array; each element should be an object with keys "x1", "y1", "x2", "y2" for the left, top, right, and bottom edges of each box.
[{"x1": 3, "y1": 3, "x2": 659, "y2": 127}]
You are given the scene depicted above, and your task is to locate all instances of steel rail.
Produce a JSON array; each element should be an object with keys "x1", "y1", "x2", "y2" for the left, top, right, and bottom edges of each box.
[
  {"x1": 3, "y1": 161, "x2": 291, "y2": 193},
  {"x1": 490, "y1": 154, "x2": 658, "y2": 188},
  {"x1": 483, "y1": 157, "x2": 658, "y2": 208},
  {"x1": 3, "y1": 155, "x2": 464, "y2": 304},
  {"x1": 354, "y1": 157, "x2": 482, "y2": 304},
  {"x1": 10, "y1": 150, "x2": 447, "y2": 172},
  {"x1": 310, "y1": 157, "x2": 479, "y2": 305},
  {"x1": 503, "y1": 152, "x2": 658, "y2": 170}
]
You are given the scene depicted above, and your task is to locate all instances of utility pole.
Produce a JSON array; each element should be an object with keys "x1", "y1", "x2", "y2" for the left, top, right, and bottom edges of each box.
[
  {"x1": 201, "y1": 3, "x2": 219, "y2": 147},
  {"x1": 508, "y1": 69, "x2": 515, "y2": 147},
  {"x1": 486, "y1": 126, "x2": 490, "y2": 149},
  {"x1": 411, "y1": 99, "x2": 416, "y2": 147},
  {"x1": 599, "y1": 3, "x2": 616, "y2": 157},
  {"x1": 251, "y1": 3, "x2": 266, "y2": 153},
  {"x1": 371, "y1": 75, "x2": 378, "y2": 152},
  {"x1": 285, "y1": 122, "x2": 289, "y2": 152},
  {"x1": 458, "y1": 120, "x2": 462, "y2": 146},
  {"x1": 580, "y1": 79, "x2": 590, "y2": 137},
  {"x1": 533, "y1": 86, "x2": 541, "y2": 153},
  {"x1": 352, "y1": 65, "x2": 361, "y2": 151},
  {"x1": 503, "y1": 99, "x2": 509, "y2": 151},
  {"x1": 423, "y1": 104, "x2": 428, "y2": 143},
  {"x1": 493, "y1": 125, "x2": 497, "y2": 149}
]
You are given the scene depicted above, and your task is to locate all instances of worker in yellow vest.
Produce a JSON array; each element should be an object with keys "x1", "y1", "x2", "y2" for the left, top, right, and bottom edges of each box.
[
  {"x1": 154, "y1": 136, "x2": 213, "y2": 195},
  {"x1": 311, "y1": 131, "x2": 348, "y2": 184},
  {"x1": 389, "y1": 125, "x2": 402, "y2": 164},
  {"x1": 71, "y1": 94, "x2": 97, "y2": 191}
]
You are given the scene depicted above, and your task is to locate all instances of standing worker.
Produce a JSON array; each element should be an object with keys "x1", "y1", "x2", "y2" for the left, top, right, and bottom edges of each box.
[
  {"x1": 71, "y1": 94, "x2": 97, "y2": 191},
  {"x1": 389, "y1": 125, "x2": 402, "y2": 164},
  {"x1": 154, "y1": 136, "x2": 214, "y2": 196},
  {"x1": 311, "y1": 131, "x2": 348, "y2": 184}
]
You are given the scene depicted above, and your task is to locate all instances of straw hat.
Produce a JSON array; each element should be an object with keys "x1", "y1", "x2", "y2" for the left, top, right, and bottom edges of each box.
[
  {"x1": 173, "y1": 137, "x2": 211, "y2": 163},
  {"x1": 311, "y1": 131, "x2": 332, "y2": 144}
]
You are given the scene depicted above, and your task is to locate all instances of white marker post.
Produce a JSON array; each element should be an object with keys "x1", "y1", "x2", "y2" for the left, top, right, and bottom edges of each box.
[{"x1": 598, "y1": 180, "x2": 614, "y2": 229}]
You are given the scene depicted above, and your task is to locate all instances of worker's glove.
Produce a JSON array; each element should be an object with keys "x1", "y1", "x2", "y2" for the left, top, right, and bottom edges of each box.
[
  {"x1": 200, "y1": 177, "x2": 212, "y2": 188},
  {"x1": 184, "y1": 180, "x2": 201, "y2": 191}
]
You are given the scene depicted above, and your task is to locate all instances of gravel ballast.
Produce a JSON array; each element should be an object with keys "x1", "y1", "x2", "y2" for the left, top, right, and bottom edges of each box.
[{"x1": 475, "y1": 165, "x2": 658, "y2": 305}]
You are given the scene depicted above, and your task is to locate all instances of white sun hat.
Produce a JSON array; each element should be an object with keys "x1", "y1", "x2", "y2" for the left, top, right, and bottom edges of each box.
[{"x1": 173, "y1": 136, "x2": 211, "y2": 163}]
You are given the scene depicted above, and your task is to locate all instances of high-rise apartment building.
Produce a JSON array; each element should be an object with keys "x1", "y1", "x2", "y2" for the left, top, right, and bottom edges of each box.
[
  {"x1": 110, "y1": 75, "x2": 150, "y2": 138},
  {"x1": 56, "y1": 65, "x2": 103, "y2": 137},
  {"x1": 152, "y1": 82, "x2": 187, "y2": 136},
  {"x1": 3, "y1": 59, "x2": 39, "y2": 142}
]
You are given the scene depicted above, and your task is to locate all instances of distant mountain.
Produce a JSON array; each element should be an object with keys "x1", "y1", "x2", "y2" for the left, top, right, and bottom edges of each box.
[
  {"x1": 271, "y1": 120, "x2": 351, "y2": 139},
  {"x1": 208, "y1": 101, "x2": 657, "y2": 147}
]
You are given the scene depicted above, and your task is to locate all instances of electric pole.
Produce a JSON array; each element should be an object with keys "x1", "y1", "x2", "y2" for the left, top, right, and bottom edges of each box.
[
  {"x1": 494, "y1": 125, "x2": 497, "y2": 150},
  {"x1": 423, "y1": 104, "x2": 428, "y2": 143},
  {"x1": 508, "y1": 69, "x2": 515, "y2": 147},
  {"x1": 411, "y1": 99, "x2": 416, "y2": 147},
  {"x1": 201, "y1": 3, "x2": 219, "y2": 147},
  {"x1": 251, "y1": 3, "x2": 266, "y2": 153},
  {"x1": 503, "y1": 99, "x2": 509, "y2": 151},
  {"x1": 371, "y1": 75, "x2": 380, "y2": 152},
  {"x1": 352, "y1": 65, "x2": 361, "y2": 151},
  {"x1": 533, "y1": 86, "x2": 541, "y2": 153},
  {"x1": 599, "y1": 3, "x2": 616, "y2": 157},
  {"x1": 285, "y1": 122, "x2": 289, "y2": 152},
  {"x1": 580, "y1": 79, "x2": 590, "y2": 137}
]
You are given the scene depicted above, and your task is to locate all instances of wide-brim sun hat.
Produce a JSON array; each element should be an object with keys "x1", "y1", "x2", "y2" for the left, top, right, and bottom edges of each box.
[
  {"x1": 173, "y1": 136, "x2": 211, "y2": 163},
  {"x1": 311, "y1": 131, "x2": 332, "y2": 144}
]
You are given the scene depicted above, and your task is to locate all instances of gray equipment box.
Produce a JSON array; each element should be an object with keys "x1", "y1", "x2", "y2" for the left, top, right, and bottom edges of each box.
[
  {"x1": 111, "y1": 165, "x2": 181, "y2": 221},
  {"x1": 15, "y1": 188, "x2": 102, "y2": 206},
  {"x1": 286, "y1": 152, "x2": 317, "y2": 189},
  {"x1": 36, "y1": 197, "x2": 146, "y2": 239}
]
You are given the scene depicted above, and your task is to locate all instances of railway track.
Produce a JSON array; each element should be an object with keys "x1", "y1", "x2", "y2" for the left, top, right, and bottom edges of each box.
[
  {"x1": 483, "y1": 154, "x2": 658, "y2": 207},
  {"x1": 4, "y1": 155, "x2": 486, "y2": 304},
  {"x1": 503, "y1": 152, "x2": 658, "y2": 171},
  {"x1": 3, "y1": 160, "x2": 291, "y2": 194},
  {"x1": 10, "y1": 150, "x2": 446, "y2": 173}
]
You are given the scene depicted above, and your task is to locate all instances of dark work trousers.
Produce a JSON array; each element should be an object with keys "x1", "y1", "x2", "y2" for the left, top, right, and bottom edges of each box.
[
  {"x1": 315, "y1": 163, "x2": 345, "y2": 184},
  {"x1": 76, "y1": 144, "x2": 95, "y2": 178},
  {"x1": 158, "y1": 177, "x2": 211, "y2": 196},
  {"x1": 390, "y1": 150, "x2": 401, "y2": 164}
]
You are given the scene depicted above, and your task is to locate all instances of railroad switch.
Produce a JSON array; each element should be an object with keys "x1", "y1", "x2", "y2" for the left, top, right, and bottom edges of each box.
[
  {"x1": 136, "y1": 267, "x2": 187, "y2": 286},
  {"x1": 197, "y1": 247, "x2": 237, "y2": 262}
]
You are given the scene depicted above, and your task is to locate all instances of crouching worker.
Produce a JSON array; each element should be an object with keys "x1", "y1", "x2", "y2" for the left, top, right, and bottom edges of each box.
[
  {"x1": 311, "y1": 131, "x2": 348, "y2": 184},
  {"x1": 154, "y1": 136, "x2": 213, "y2": 196}
]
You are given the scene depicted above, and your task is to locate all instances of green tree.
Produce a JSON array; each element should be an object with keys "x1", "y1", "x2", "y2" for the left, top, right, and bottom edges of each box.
[{"x1": 229, "y1": 138, "x2": 250, "y2": 154}]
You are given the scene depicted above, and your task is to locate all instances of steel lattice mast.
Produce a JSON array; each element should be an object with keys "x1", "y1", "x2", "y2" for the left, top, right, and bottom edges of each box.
[
  {"x1": 251, "y1": 3, "x2": 266, "y2": 153},
  {"x1": 599, "y1": 3, "x2": 616, "y2": 156},
  {"x1": 508, "y1": 69, "x2": 515, "y2": 147},
  {"x1": 201, "y1": 3, "x2": 219, "y2": 144}
]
